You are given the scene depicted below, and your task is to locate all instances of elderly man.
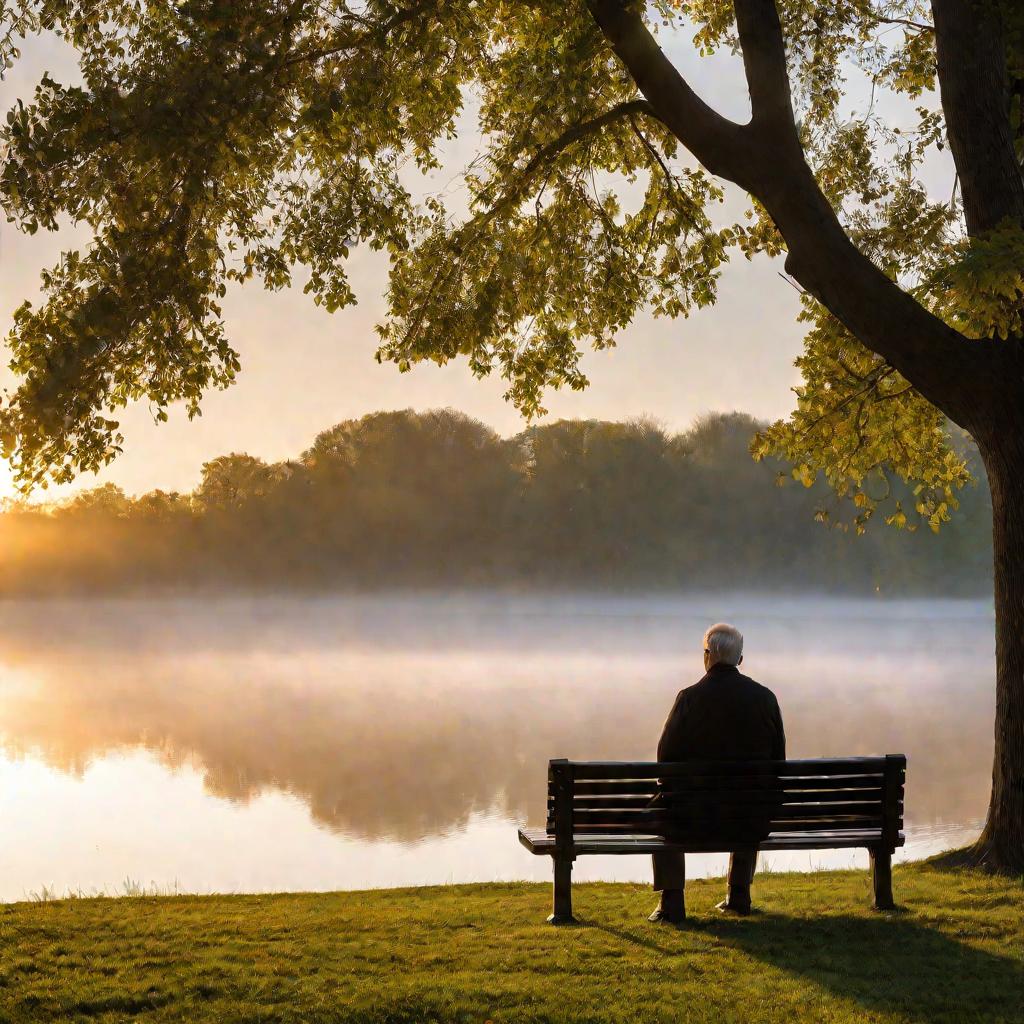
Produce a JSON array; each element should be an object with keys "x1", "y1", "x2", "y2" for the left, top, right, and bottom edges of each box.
[{"x1": 649, "y1": 623, "x2": 786, "y2": 924}]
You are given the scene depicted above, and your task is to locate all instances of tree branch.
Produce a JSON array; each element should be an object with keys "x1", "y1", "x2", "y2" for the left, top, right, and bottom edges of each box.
[
  {"x1": 584, "y1": 0, "x2": 755, "y2": 188},
  {"x1": 585, "y1": 0, "x2": 1000, "y2": 431},
  {"x1": 871, "y1": 15, "x2": 934, "y2": 32},
  {"x1": 468, "y1": 99, "x2": 656, "y2": 238},
  {"x1": 400, "y1": 99, "x2": 654, "y2": 350},
  {"x1": 280, "y1": 0, "x2": 438, "y2": 69},
  {"x1": 798, "y1": 366, "x2": 897, "y2": 437},
  {"x1": 733, "y1": 0, "x2": 799, "y2": 139},
  {"x1": 626, "y1": 116, "x2": 702, "y2": 221},
  {"x1": 931, "y1": 0, "x2": 1024, "y2": 235}
]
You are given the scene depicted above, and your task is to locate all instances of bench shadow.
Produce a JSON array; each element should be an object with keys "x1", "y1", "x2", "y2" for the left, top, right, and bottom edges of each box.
[
  {"x1": 704, "y1": 912, "x2": 1024, "y2": 1023},
  {"x1": 583, "y1": 921, "x2": 680, "y2": 956}
]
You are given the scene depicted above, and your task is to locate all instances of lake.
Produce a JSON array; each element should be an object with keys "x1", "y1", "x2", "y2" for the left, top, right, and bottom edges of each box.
[{"x1": 0, "y1": 593, "x2": 992, "y2": 901}]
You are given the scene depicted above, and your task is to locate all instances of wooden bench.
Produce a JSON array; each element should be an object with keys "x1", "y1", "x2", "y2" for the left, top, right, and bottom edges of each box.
[{"x1": 518, "y1": 755, "x2": 906, "y2": 922}]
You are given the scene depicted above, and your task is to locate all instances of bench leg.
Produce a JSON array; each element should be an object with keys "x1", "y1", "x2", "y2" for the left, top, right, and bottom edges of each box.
[
  {"x1": 870, "y1": 847, "x2": 895, "y2": 910},
  {"x1": 548, "y1": 855, "x2": 577, "y2": 924}
]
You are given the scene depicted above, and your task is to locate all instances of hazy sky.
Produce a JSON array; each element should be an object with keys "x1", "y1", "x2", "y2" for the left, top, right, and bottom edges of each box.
[{"x1": 2, "y1": 20, "x2": 936, "y2": 498}]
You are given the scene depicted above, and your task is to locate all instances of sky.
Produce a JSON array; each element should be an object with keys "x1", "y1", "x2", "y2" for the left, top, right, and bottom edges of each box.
[{"x1": 0, "y1": 19, "x2": 924, "y2": 500}]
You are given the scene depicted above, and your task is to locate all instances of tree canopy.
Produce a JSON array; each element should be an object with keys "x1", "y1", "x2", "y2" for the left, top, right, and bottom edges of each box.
[{"x1": 0, "y1": 0, "x2": 1019, "y2": 527}]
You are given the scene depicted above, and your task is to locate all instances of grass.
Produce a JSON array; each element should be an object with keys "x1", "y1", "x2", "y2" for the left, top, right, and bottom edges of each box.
[{"x1": 0, "y1": 863, "x2": 1020, "y2": 1023}]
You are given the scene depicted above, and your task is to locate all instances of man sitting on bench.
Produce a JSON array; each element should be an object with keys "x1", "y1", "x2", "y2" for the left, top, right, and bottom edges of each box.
[{"x1": 650, "y1": 622, "x2": 786, "y2": 924}]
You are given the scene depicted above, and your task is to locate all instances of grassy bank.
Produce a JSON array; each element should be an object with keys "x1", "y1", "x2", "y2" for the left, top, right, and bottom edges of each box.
[{"x1": 0, "y1": 863, "x2": 1020, "y2": 1024}]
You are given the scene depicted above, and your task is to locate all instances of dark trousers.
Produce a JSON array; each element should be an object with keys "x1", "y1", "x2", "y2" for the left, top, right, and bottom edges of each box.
[{"x1": 652, "y1": 848, "x2": 758, "y2": 892}]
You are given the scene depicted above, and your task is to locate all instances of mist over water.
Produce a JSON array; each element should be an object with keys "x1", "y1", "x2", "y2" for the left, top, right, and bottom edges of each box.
[{"x1": 0, "y1": 593, "x2": 992, "y2": 900}]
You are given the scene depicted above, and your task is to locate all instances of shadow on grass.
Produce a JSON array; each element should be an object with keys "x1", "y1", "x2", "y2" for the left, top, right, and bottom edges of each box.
[
  {"x1": 585, "y1": 921, "x2": 680, "y2": 956},
  {"x1": 709, "y1": 912, "x2": 1023, "y2": 1023}
]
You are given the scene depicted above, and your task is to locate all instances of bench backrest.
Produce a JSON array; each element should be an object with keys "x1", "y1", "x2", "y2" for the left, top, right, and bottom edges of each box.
[{"x1": 546, "y1": 756, "x2": 906, "y2": 850}]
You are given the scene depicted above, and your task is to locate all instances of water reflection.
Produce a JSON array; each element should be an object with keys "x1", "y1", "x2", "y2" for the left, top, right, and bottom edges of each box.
[{"x1": 0, "y1": 594, "x2": 993, "y2": 893}]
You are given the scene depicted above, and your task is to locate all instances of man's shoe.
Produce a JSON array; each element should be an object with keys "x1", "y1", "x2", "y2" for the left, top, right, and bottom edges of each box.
[
  {"x1": 715, "y1": 898, "x2": 752, "y2": 916},
  {"x1": 649, "y1": 889, "x2": 686, "y2": 924},
  {"x1": 648, "y1": 906, "x2": 687, "y2": 924}
]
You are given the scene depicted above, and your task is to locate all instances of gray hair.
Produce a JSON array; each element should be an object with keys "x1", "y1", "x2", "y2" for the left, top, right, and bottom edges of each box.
[{"x1": 703, "y1": 622, "x2": 744, "y2": 666}]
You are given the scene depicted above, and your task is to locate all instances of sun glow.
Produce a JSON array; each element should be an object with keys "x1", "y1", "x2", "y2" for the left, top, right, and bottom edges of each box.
[{"x1": 0, "y1": 460, "x2": 16, "y2": 502}]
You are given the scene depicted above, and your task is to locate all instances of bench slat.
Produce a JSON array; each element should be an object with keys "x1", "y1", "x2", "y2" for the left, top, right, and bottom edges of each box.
[
  {"x1": 569, "y1": 776, "x2": 886, "y2": 796},
  {"x1": 559, "y1": 796, "x2": 660, "y2": 809},
  {"x1": 570, "y1": 758, "x2": 890, "y2": 780},
  {"x1": 565, "y1": 801, "x2": 891, "y2": 823},
  {"x1": 556, "y1": 788, "x2": 888, "y2": 809},
  {"x1": 518, "y1": 827, "x2": 905, "y2": 856},
  {"x1": 560, "y1": 819, "x2": 891, "y2": 835},
  {"x1": 571, "y1": 781, "x2": 661, "y2": 796}
]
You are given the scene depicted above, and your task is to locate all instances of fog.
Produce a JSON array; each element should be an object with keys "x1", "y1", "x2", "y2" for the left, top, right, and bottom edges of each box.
[{"x1": 0, "y1": 593, "x2": 991, "y2": 899}]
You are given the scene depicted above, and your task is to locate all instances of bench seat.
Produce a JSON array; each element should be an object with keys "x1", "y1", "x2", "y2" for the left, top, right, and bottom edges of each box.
[{"x1": 519, "y1": 826, "x2": 905, "y2": 856}]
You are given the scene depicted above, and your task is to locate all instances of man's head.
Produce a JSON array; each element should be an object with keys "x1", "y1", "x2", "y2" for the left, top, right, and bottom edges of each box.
[{"x1": 703, "y1": 623, "x2": 743, "y2": 670}]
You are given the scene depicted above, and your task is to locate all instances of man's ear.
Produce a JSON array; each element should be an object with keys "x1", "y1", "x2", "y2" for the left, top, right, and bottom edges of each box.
[{"x1": 738, "y1": 654, "x2": 743, "y2": 666}]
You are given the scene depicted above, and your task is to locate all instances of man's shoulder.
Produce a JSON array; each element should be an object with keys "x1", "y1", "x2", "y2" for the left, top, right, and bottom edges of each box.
[
  {"x1": 681, "y1": 668, "x2": 780, "y2": 705},
  {"x1": 678, "y1": 674, "x2": 713, "y2": 697},
  {"x1": 737, "y1": 671, "x2": 780, "y2": 705}
]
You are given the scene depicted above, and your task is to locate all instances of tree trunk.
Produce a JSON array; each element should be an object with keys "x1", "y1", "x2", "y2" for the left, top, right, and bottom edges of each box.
[
  {"x1": 932, "y1": 0, "x2": 1024, "y2": 236},
  {"x1": 960, "y1": 435, "x2": 1024, "y2": 873}
]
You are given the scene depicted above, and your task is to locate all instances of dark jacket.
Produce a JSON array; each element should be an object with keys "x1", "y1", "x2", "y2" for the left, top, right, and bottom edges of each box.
[
  {"x1": 653, "y1": 663, "x2": 786, "y2": 841},
  {"x1": 657, "y1": 663, "x2": 786, "y2": 764}
]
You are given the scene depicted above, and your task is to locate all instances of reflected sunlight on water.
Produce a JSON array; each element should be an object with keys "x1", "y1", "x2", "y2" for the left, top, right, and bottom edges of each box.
[{"x1": 0, "y1": 593, "x2": 992, "y2": 900}]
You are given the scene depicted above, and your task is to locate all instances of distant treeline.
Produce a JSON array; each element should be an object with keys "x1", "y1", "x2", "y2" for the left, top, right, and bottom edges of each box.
[{"x1": 0, "y1": 409, "x2": 993, "y2": 595}]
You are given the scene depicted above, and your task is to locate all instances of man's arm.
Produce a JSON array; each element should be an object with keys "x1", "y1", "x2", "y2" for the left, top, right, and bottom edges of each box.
[
  {"x1": 657, "y1": 690, "x2": 688, "y2": 762},
  {"x1": 770, "y1": 697, "x2": 787, "y2": 761}
]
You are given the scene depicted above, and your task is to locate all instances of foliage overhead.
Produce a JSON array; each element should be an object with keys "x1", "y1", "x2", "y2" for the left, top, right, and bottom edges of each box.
[{"x1": 0, "y1": 0, "x2": 1021, "y2": 534}]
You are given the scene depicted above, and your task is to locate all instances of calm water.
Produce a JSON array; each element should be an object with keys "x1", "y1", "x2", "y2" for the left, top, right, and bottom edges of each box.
[{"x1": 0, "y1": 593, "x2": 992, "y2": 901}]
